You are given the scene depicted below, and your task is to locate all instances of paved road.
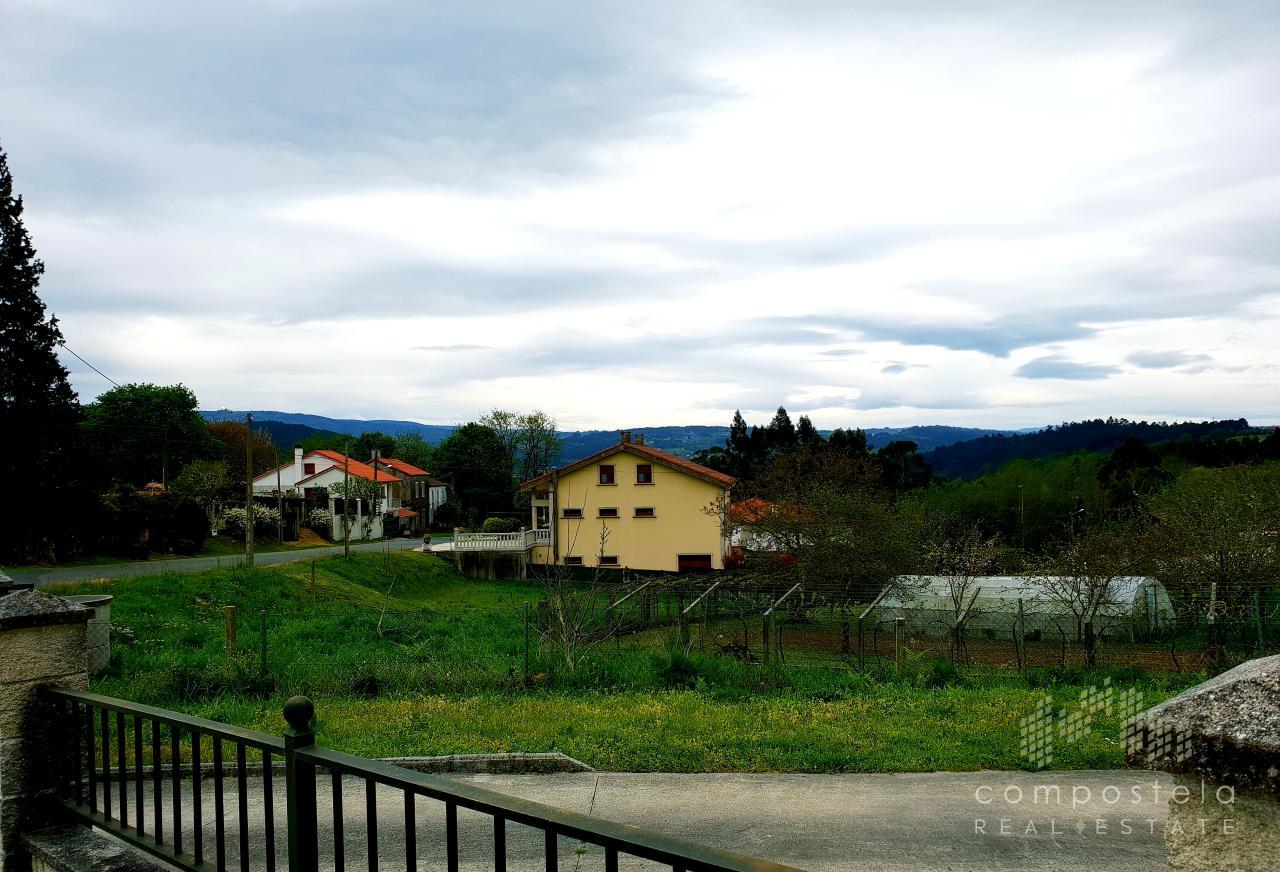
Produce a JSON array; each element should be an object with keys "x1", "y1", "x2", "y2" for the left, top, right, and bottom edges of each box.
[
  {"x1": 7, "y1": 537, "x2": 442, "y2": 586},
  {"x1": 108, "y1": 770, "x2": 1175, "y2": 871}
]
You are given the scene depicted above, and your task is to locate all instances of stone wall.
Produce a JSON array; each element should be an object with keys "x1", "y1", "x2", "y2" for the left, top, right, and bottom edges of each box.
[
  {"x1": 1127, "y1": 653, "x2": 1280, "y2": 871},
  {"x1": 0, "y1": 592, "x2": 91, "y2": 872}
]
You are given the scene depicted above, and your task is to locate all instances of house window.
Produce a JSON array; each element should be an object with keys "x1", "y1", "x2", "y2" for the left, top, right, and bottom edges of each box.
[
  {"x1": 598, "y1": 464, "x2": 615, "y2": 485},
  {"x1": 598, "y1": 555, "x2": 619, "y2": 566},
  {"x1": 564, "y1": 556, "x2": 584, "y2": 566},
  {"x1": 634, "y1": 507, "x2": 655, "y2": 518},
  {"x1": 562, "y1": 508, "x2": 583, "y2": 519},
  {"x1": 303, "y1": 462, "x2": 316, "y2": 475},
  {"x1": 636, "y1": 464, "x2": 653, "y2": 484},
  {"x1": 598, "y1": 507, "x2": 619, "y2": 518}
]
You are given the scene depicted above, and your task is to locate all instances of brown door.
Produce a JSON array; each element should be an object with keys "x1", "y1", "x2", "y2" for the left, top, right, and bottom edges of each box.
[{"x1": 677, "y1": 554, "x2": 713, "y2": 572}]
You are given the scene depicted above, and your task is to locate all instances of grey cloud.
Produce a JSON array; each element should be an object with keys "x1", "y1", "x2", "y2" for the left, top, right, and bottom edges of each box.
[
  {"x1": 1015, "y1": 355, "x2": 1119, "y2": 380},
  {"x1": 767, "y1": 313, "x2": 1100, "y2": 357},
  {"x1": 1126, "y1": 350, "x2": 1214, "y2": 369}
]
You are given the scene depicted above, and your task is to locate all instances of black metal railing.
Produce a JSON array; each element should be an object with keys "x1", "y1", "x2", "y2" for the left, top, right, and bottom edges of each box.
[{"x1": 43, "y1": 688, "x2": 804, "y2": 872}]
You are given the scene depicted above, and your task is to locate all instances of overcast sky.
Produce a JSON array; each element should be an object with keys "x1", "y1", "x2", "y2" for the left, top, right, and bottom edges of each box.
[{"x1": 4, "y1": 1, "x2": 1278, "y2": 431}]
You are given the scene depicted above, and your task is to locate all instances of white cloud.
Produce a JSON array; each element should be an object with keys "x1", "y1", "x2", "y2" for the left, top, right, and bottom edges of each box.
[{"x1": 5, "y1": 0, "x2": 1278, "y2": 429}]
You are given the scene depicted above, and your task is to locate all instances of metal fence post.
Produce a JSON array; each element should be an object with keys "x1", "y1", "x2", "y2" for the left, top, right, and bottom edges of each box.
[
  {"x1": 523, "y1": 602, "x2": 531, "y2": 687},
  {"x1": 762, "y1": 613, "x2": 770, "y2": 666},
  {"x1": 1015, "y1": 598, "x2": 1025, "y2": 672},
  {"x1": 225, "y1": 605, "x2": 237, "y2": 658},
  {"x1": 284, "y1": 696, "x2": 318, "y2": 872},
  {"x1": 857, "y1": 615, "x2": 865, "y2": 670},
  {"x1": 260, "y1": 609, "x2": 269, "y2": 677},
  {"x1": 894, "y1": 617, "x2": 904, "y2": 670}
]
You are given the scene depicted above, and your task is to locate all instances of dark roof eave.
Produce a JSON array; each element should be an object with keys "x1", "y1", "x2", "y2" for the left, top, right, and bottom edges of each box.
[{"x1": 520, "y1": 443, "x2": 735, "y2": 490}]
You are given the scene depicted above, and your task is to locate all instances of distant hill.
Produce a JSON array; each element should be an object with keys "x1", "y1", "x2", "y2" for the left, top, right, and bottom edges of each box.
[
  {"x1": 926, "y1": 418, "x2": 1254, "y2": 480},
  {"x1": 202, "y1": 410, "x2": 457, "y2": 443},
  {"x1": 203, "y1": 410, "x2": 1015, "y2": 461}
]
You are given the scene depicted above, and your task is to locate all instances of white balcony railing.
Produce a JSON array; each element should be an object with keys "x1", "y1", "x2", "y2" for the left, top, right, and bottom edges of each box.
[{"x1": 452, "y1": 528, "x2": 550, "y2": 552}]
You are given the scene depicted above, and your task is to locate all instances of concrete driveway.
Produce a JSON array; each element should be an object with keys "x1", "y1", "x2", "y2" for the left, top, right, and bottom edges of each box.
[
  {"x1": 8, "y1": 537, "x2": 441, "y2": 586},
  {"x1": 110, "y1": 770, "x2": 1173, "y2": 871}
]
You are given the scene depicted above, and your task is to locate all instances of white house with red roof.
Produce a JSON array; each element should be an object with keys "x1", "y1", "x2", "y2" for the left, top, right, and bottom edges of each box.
[{"x1": 252, "y1": 448, "x2": 403, "y2": 541}]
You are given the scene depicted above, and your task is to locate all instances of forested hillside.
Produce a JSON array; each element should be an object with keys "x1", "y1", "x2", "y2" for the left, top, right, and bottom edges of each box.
[{"x1": 926, "y1": 418, "x2": 1255, "y2": 480}]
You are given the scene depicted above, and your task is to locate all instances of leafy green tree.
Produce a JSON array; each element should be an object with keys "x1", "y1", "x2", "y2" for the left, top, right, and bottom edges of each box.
[
  {"x1": 84, "y1": 383, "x2": 218, "y2": 487},
  {"x1": 918, "y1": 452, "x2": 1108, "y2": 555},
  {"x1": 479, "y1": 408, "x2": 563, "y2": 481},
  {"x1": 735, "y1": 451, "x2": 924, "y2": 602},
  {"x1": 828, "y1": 427, "x2": 869, "y2": 459},
  {"x1": 796, "y1": 414, "x2": 823, "y2": 450},
  {"x1": 876, "y1": 440, "x2": 932, "y2": 492},
  {"x1": 350, "y1": 431, "x2": 397, "y2": 463},
  {"x1": 391, "y1": 432, "x2": 435, "y2": 471},
  {"x1": 1147, "y1": 464, "x2": 1280, "y2": 617},
  {"x1": 766, "y1": 406, "x2": 797, "y2": 454},
  {"x1": 207, "y1": 419, "x2": 277, "y2": 485},
  {"x1": 1097, "y1": 436, "x2": 1169, "y2": 512},
  {"x1": 432, "y1": 423, "x2": 514, "y2": 520},
  {"x1": 173, "y1": 459, "x2": 232, "y2": 534},
  {"x1": 0, "y1": 144, "x2": 90, "y2": 561}
]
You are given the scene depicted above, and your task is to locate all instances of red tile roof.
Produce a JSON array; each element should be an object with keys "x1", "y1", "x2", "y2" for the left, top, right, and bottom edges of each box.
[
  {"x1": 297, "y1": 455, "x2": 396, "y2": 486},
  {"x1": 377, "y1": 458, "x2": 431, "y2": 477},
  {"x1": 521, "y1": 440, "x2": 735, "y2": 490}
]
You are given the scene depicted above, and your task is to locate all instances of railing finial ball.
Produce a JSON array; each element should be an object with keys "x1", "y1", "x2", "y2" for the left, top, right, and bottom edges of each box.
[{"x1": 283, "y1": 695, "x2": 314, "y2": 732}]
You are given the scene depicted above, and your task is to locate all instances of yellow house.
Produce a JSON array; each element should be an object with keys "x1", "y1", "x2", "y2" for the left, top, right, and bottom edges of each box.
[{"x1": 521, "y1": 432, "x2": 735, "y2": 571}]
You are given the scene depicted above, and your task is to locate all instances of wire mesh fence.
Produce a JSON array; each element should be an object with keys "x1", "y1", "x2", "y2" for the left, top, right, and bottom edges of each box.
[
  {"x1": 113, "y1": 570, "x2": 1280, "y2": 702},
  {"x1": 600, "y1": 575, "x2": 1280, "y2": 676}
]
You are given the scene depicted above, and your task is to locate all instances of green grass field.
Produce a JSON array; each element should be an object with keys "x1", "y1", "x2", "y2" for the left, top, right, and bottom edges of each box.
[{"x1": 51, "y1": 553, "x2": 1196, "y2": 773}]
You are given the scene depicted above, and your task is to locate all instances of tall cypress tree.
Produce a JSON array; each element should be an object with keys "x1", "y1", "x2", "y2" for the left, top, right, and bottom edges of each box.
[{"x1": 0, "y1": 144, "x2": 85, "y2": 561}]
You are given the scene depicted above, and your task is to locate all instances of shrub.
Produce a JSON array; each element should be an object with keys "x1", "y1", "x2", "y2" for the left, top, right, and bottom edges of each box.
[
  {"x1": 432, "y1": 501, "x2": 459, "y2": 530},
  {"x1": 481, "y1": 516, "x2": 520, "y2": 533},
  {"x1": 221, "y1": 505, "x2": 284, "y2": 537},
  {"x1": 306, "y1": 508, "x2": 333, "y2": 537}
]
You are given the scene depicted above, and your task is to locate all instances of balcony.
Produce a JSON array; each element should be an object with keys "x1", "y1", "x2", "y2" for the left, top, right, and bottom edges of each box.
[{"x1": 443, "y1": 527, "x2": 551, "y2": 552}]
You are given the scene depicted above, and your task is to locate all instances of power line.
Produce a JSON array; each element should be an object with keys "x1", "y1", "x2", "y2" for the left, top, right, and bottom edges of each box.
[{"x1": 57, "y1": 341, "x2": 120, "y2": 387}]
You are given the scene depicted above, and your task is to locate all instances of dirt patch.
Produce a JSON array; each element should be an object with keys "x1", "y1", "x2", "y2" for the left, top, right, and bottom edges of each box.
[{"x1": 288, "y1": 529, "x2": 328, "y2": 548}]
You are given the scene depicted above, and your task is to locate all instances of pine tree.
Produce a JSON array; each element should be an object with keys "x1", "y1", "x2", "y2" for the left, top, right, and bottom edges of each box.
[
  {"x1": 0, "y1": 144, "x2": 86, "y2": 560},
  {"x1": 766, "y1": 406, "x2": 797, "y2": 453},
  {"x1": 796, "y1": 414, "x2": 823, "y2": 449}
]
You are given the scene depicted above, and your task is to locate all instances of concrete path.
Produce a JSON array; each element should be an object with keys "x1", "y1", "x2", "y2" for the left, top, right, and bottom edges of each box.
[
  {"x1": 107, "y1": 770, "x2": 1173, "y2": 871},
  {"x1": 8, "y1": 537, "x2": 442, "y2": 586}
]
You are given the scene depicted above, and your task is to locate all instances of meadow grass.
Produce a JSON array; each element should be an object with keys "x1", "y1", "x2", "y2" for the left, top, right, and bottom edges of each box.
[{"x1": 52, "y1": 553, "x2": 1194, "y2": 773}]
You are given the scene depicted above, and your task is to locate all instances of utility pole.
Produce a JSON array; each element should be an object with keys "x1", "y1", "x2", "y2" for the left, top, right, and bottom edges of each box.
[
  {"x1": 276, "y1": 457, "x2": 284, "y2": 542},
  {"x1": 245, "y1": 412, "x2": 255, "y2": 567},
  {"x1": 371, "y1": 447, "x2": 381, "y2": 541},
  {"x1": 343, "y1": 439, "x2": 351, "y2": 559}
]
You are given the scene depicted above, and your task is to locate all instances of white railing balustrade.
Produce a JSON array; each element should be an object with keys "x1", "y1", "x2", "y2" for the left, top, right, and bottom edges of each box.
[{"x1": 452, "y1": 527, "x2": 551, "y2": 551}]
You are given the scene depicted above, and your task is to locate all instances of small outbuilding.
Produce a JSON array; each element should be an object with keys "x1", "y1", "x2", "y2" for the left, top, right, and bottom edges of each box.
[{"x1": 877, "y1": 575, "x2": 1176, "y2": 640}]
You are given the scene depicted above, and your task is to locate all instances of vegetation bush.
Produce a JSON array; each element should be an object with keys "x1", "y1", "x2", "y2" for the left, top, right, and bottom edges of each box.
[
  {"x1": 222, "y1": 505, "x2": 285, "y2": 537},
  {"x1": 306, "y1": 508, "x2": 333, "y2": 537},
  {"x1": 480, "y1": 516, "x2": 520, "y2": 533}
]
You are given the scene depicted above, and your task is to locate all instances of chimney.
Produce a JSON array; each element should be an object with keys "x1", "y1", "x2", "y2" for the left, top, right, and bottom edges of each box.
[
  {"x1": 294, "y1": 446, "x2": 304, "y2": 480},
  {"x1": 635, "y1": 433, "x2": 645, "y2": 446},
  {"x1": 621, "y1": 431, "x2": 632, "y2": 444}
]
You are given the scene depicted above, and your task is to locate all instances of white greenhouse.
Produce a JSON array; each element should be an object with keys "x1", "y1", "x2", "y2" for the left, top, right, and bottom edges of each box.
[{"x1": 876, "y1": 575, "x2": 1177, "y2": 641}]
